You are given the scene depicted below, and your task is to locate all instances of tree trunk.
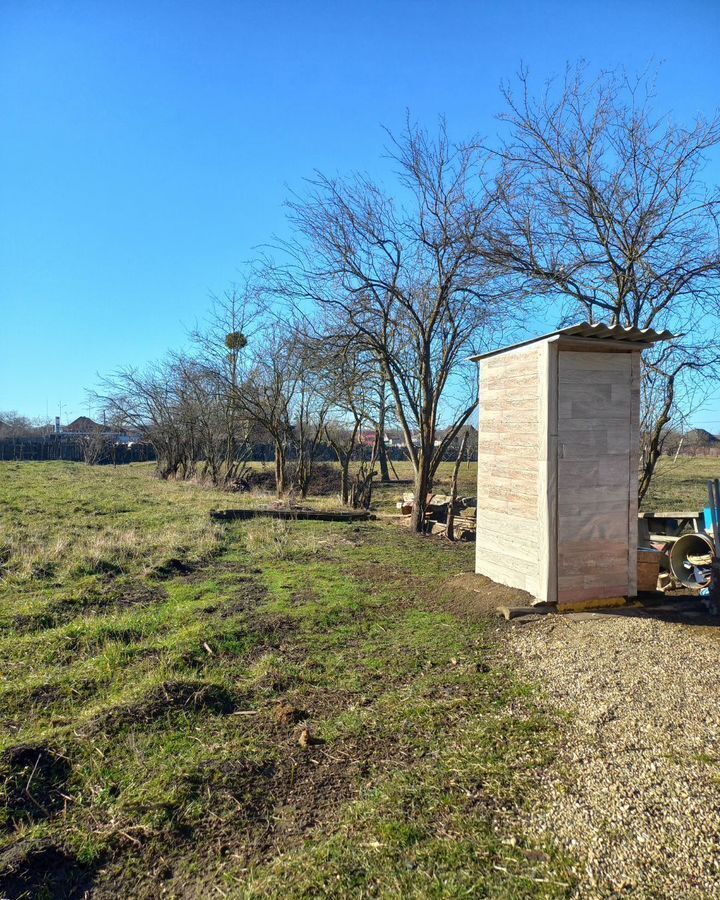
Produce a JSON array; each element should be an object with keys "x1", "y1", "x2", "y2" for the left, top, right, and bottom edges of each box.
[
  {"x1": 375, "y1": 427, "x2": 390, "y2": 482},
  {"x1": 638, "y1": 372, "x2": 675, "y2": 503},
  {"x1": 446, "y1": 431, "x2": 469, "y2": 541},
  {"x1": 639, "y1": 417, "x2": 670, "y2": 502},
  {"x1": 373, "y1": 373, "x2": 391, "y2": 482},
  {"x1": 299, "y1": 468, "x2": 311, "y2": 499},
  {"x1": 410, "y1": 447, "x2": 432, "y2": 532},
  {"x1": 340, "y1": 458, "x2": 350, "y2": 504},
  {"x1": 274, "y1": 441, "x2": 286, "y2": 497}
]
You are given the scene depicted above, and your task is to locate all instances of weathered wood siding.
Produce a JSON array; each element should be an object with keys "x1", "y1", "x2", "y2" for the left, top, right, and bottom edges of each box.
[
  {"x1": 556, "y1": 350, "x2": 636, "y2": 604},
  {"x1": 475, "y1": 344, "x2": 545, "y2": 596}
]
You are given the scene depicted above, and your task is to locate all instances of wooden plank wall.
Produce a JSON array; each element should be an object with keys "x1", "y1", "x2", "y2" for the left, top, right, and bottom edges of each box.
[
  {"x1": 556, "y1": 350, "x2": 634, "y2": 604},
  {"x1": 475, "y1": 345, "x2": 544, "y2": 596},
  {"x1": 627, "y1": 352, "x2": 640, "y2": 597},
  {"x1": 537, "y1": 340, "x2": 558, "y2": 604}
]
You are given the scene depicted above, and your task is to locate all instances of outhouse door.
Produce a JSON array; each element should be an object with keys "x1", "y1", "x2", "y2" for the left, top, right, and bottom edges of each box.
[{"x1": 556, "y1": 350, "x2": 633, "y2": 605}]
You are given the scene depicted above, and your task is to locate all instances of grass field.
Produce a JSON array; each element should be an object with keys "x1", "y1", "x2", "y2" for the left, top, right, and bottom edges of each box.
[
  {"x1": 0, "y1": 456, "x2": 714, "y2": 897},
  {"x1": 0, "y1": 461, "x2": 570, "y2": 898},
  {"x1": 640, "y1": 455, "x2": 720, "y2": 511}
]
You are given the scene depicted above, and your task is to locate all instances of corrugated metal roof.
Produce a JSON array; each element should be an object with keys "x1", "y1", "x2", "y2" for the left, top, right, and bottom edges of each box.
[{"x1": 470, "y1": 321, "x2": 675, "y2": 362}]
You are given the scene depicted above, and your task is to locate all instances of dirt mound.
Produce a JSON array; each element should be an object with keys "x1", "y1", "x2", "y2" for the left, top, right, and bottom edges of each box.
[
  {"x1": 272, "y1": 702, "x2": 307, "y2": 725},
  {"x1": 440, "y1": 572, "x2": 533, "y2": 619},
  {"x1": 2, "y1": 678, "x2": 100, "y2": 727},
  {"x1": 254, "y1": 612, "x2": 298, "y2": 647},
  {"x1": 0, "y1": 745, "x2": 72, "y2": 829},
  {"x1": 306, "y1": 463, "x2": 340, "y2": 496},
  {"x1": 244, "y1": 469, "x2": 277, "y2": 491},
  {"x1": 0, "y1": 839, "x2": 95, "y2": 900},
  {"x1": 242, "y1": 463, "x2": 340, "y2": 496},
  {"x1": 141, "y1": 737, "x2": 373, "y2": 884},
  {"x1": 184, "y1": 758, "x2": 277, "y2": 827},
  {"x1": 11, "y1": 610, "x2": 57, "y2": 634},
  {"x1": 85, "y1": 699, "x2": 416, "y2": 896},
  {"x1": 152, "y1": 557, "x2": 195, "y2": 578},
  {"x1": 96, "y1": 578, "x2": 167, "y2": 610},
  {"x1": 83, "y1": 680, "x2": 239, "y2": 735}
]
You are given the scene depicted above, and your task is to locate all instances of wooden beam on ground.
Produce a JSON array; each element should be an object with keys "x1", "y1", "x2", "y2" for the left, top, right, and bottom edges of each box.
[
  {"x1": 496, "y1": 605, "x2": 554, "y2": 620},
  {"x1": 556, "y1": 596, "x2": 626, "y2": 613},
  {"x1": 210, "y1": 508, "x2": 372, "y2": 522}
]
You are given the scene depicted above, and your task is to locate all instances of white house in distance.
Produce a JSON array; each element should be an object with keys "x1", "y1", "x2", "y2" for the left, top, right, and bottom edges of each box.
[{"x1": 471, "y1": 322, "x2": 673, "y2": 610}]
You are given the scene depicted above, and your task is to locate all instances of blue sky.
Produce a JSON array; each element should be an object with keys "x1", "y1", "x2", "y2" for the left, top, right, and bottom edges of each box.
[{"x1": 1, "y1": 0, "x2": 719, "y2": 425}]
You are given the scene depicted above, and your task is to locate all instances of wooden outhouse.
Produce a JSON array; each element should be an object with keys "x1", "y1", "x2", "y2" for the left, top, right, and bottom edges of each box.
[{"x1": 471, "y1": 323, "x2": 673, "y2": 609}]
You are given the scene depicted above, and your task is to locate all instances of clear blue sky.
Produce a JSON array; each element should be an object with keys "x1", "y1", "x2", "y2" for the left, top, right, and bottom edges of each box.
[{"x1": 2, "y1": 0, "x2": 719, "y2": 425}]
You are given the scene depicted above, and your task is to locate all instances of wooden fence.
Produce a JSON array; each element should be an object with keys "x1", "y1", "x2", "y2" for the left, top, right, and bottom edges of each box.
[{"x1": 0, "y1": 437, "x2": 156, "y2": 464}]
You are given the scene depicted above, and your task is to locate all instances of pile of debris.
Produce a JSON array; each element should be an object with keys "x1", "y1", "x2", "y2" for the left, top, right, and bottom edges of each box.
[{"x1": 397, "y1": 492, "x2": 477, "y2": 539}]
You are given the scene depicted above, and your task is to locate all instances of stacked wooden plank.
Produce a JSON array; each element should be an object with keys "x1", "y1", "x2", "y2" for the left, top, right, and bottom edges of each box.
[
  {"x1": 396, "y1": 493, "x2": 477, "y2": 539},
  {"x1": 637, "y1": 547, "x2": 663, "y2": 592}
]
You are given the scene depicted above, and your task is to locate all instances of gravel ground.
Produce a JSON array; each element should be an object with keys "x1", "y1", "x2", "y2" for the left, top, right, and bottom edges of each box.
[{"x1": 511, "y1": 612, "x2": 720, "y2": 898}]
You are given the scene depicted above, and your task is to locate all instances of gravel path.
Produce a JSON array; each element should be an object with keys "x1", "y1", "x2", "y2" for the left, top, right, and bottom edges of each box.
[{"x1": 512, "y1": 612, "x2": 720, "y2": 898}]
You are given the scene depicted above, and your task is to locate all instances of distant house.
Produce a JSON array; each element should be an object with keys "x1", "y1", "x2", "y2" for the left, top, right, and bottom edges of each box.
[
  {"x1": 63, "y1": 416, "x2": 111, "y2": 434},
  {"x1": 433, "y1": 424, "x2": 478, "y2": 452},
  {"x1": 360, "y1": 428, "x2": 411, "y2": 449},
  {"x1": 59, "y1": 417, "x2": 135, "y2": 445},
  {"x1": 664, "y1": 427, "x2": 720, "y2": 458},
  {"x1": 684, "y1": 428, "x2": 719, "y2": 448},
  {"x1": 384, "y1": 429, "x2": 406, "y2": 448}
]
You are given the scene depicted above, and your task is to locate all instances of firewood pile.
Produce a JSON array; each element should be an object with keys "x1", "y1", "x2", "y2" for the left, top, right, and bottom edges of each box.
[{"x1": 396, "y1": 492, "x2": 477, "y2": 539}]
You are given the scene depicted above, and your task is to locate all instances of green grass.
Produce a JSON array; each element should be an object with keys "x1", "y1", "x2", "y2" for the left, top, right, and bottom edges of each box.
[
  {"x1": 641, "y1": 455, "x2": 720, "y2": 511},
  {"x1": 1, "y1": 455, "x2": 705, "y2": 897},
  {"x1": 0, "y1": 459, "x2": 720, "y2": 897},
  {"x1": 0, "y1": 461, "x2": 575, "y2": 897}
]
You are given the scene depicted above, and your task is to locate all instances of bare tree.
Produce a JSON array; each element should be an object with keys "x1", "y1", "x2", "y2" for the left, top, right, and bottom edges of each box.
[
  {"x1": 190, "y1": 282, "x2": 265, "y2": 487},
  {"x1": 80, "y1": 426, "x2": 110, "y2": 466},
  {"x1": 95, "y1": 353, "x2": 251, "y2": 484},
  {"x1": 96, "y1": 361, "x2": 186, "y2": 478},
  {"x1": 638, "y1": 343, "x2": 709, "y2": 498},
  {"x1": 231, "y1": 330, "x2": 298, "y2": 497},
  {"x1": 492, "y1": 65, "x2": 720, "y2": 498},
  {"x1": 0, "y1": 412, "x2": 38, "y2": 438},
  {"x1": 171, "y1": 356, "x2": 251, "y2": 486},
  {"x1": 292, "y1": 354, "x2": 330, "y2": 499},
  {"x1": 267, "y1": 120, "x2": 512, "y2": 530},
  {"x1": 313, "y1": 341, "x2": 370, "y2": 503},
  {"x1": 191, "y1": 281, "x2": 266, "y2": 380},
  {"x1": 190, "y1": 282, "x2": 331, "y2": 497},
  {"x1": 364, "y1": 371, "x2": 393, "y2": 483}
]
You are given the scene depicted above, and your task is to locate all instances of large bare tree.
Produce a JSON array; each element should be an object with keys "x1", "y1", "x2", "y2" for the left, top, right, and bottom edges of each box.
[
  {"x1": 267, "y1": 120, "x2": 513, "y2": 530},
  {"x1": 492, "y1": 65, "x2": 720, "y2": 498}
]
